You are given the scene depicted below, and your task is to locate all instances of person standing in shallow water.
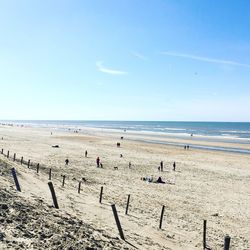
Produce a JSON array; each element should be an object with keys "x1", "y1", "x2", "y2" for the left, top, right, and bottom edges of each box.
[
  {"x1": 96, "y1": 157, "x2": 100, "y2": 167},
  {"x1": 65, "y1": 159, "x2": 69, "y2": 165},
  {"x1": 85, "y1": 150, "x2": 88, "y2": 157}
]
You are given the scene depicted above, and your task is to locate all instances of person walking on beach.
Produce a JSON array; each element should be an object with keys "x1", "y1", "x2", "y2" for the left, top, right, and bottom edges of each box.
[
  {"x1": 96, "y1": 157, "x2": 100, "y2": 167},
  {"x1": 85, "y1": 150, "x2": 88, "y2": 157},
  {"x1": 173, "y1": 162, "x2": 176, "y2": 171},
  {"x1": 65, "y1": 159, "x2": 69, "y2": 165},
  {"x1": 160, "y1": 161, "x2": 163, "y2": 172},
  {"x1": 129, "y1": 162, "x2": 131, "y2": 169}
]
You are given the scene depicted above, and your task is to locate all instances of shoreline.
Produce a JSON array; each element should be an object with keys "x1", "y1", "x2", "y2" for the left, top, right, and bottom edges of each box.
[{"x1": 1, "y1": 123, "x2": 250, "y2": 155}]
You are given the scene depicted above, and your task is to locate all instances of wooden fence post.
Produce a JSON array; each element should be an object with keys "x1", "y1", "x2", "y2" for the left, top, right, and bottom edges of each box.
[
  {"x1": 159, "y1": 205, "x2": 165, "y2": 229},
  {"x1": 78, "y1": 181, "x2": 81, "y2": 194},
  {"x1": 203, "y1": 220, "x2": 207, "y2": 249},
  {"x1": 21, "y1": 156, "x2": 23, "y2": 165},
  {"x1": 13, "y1": 153, "x2": 16, "y2": 161},
  {"x1": 11, "y1": 168, "x2": 21, "y2": 192},
  {"x1": 99, "y1": 186, "x2": 103, "y2": 203},
  {"x1": 224, "y1": 235, "x2": 231, "y2": 250},
  {"x1": 125, "y1": 194, "x2": 130, "y2": 215},
  {"x1": 111, "y1": 204, "x2": 125, "y2": 240},
  {"x1": 36, "y1": 163, "x2": 40, "y2": 173},
  {"x1": 48, "y1": 182, "x2": 59, "y2": 209},
  {"x1": 49, "y1": 168, "x2": 52, "y2": 180}
]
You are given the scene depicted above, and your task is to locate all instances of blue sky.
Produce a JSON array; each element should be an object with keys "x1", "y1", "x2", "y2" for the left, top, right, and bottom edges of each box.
[{"x1": 0, "y1": 0, "x2": 250, "y2": 121}]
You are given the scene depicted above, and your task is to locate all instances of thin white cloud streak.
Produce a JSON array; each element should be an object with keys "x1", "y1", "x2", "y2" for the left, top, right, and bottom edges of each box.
[
  {"x1": 96, "y1": 61, "x2": 127, "y2": 75},
  {"x1": 131, "y1": 51, "x2": 148, "y2": 61},
  {"x1": 161, "y1": 51, "x2": 250, "y2": 68}
]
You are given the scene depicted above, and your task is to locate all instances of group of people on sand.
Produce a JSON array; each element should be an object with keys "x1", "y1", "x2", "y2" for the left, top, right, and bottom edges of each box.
[
  {"x1": 184, "y1": 145, "x2": 190, "y2": 150},
  {"x1": 158, "y1": 161, "x2": 177, "y2": 171},
  {"x1": 141, "y1": 176, "x2": 166, "y2": 184}
]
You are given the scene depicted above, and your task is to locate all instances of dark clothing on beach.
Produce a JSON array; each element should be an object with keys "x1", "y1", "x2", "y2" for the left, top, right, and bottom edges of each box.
[
  {"x1": 160, "y1": 161, "x2": 163, "y2": 172},
  {"x1": 96, "y1": 157, "x2": 100, "y2": 167}
]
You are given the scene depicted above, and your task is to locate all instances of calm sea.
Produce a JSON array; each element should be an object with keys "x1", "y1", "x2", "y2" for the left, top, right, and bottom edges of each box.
[
  {"x1": 2, "y1": 120, "x2": 250, "y2": 139},
  {"x1": 2, "y1": 120, "x2": 250, "y2": 154}
]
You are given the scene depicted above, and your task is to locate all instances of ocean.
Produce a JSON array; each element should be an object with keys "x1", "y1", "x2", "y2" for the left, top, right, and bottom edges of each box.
[{"x1": 1, "y1": 120, "x2": 250, "y2": 154}]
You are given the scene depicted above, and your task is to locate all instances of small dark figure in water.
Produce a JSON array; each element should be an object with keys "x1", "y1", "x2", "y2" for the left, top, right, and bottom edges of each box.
[
  {"x1": 160, "y1": 161, "x2": 163, "y2": 172},
  {"x1": 120, "y1": 154, "x2": 123, "y2": 158},
  {"x1": 85, "y1": 150, "x2": 88, "y2": 157},
  {"x1": 65, "y1": 159, "x2": 69, "y2": 165},
  {"x1": 158, "y1": 166, "x2": 160, "y2": 171},
  {"x1": 187, "y1": 145, "x2": 190, "y2": 150},
  {"x1": 184, "y1": 145, "x2": 187, "y2": 150},
  {"x1": 100, "y1": 162, "x2": 103, "y2": 168},
  {"x1": 173, "y1": 162, "x2": 176, "y2": 171},
  {"x1": 129, "y1": 162, "x2": 131, "y2": 168},
  {"x1": 96, "y1": 157, "x2": 100, "y2": 167}
]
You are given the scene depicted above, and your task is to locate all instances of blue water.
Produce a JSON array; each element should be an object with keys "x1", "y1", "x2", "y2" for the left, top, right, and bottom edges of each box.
[{"x1": 2, "y1": 120, "x2": 250, "y2": 139}]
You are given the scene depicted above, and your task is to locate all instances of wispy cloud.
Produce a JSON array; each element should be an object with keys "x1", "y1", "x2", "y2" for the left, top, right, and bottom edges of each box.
[
  {"x1": 131, "y1": 51, "x2": 148, "y2": 61},
  {"x1": 161, "y1": 51, "x2": 250, "y2": 68},
  {"x1": 96, "y1": 61, "x2": 127, "y2": 75}
]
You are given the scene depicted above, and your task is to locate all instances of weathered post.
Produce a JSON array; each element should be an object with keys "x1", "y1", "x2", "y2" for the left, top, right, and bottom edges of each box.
[
  {"x1": 78, "y1": 181, "x2": 81, "y2": 194},
  {"x1": 125, "y1": 194, "x2": 131, "y2": 215},
  {"x1": 159, "y1": 205, "x2": 165, "y2": 229},
  {"x1": 62, "y1": 175, "x2": 66, "y2": 187},
  {"x1": 111, "y1": 204, "x2": 125, "y2": 240},
  {"x1": 48, "y1": 182, "x2": 59, "y2": 209},
  {"x1": 27, "y1": 159, "x2": 30, "y2": 168},
  {"x1": 36, "y1": 163, "x2": 40, "y2": 174},
  {"x1": 13, "y1": 153, "x2": 16, "y2": 161},
  {"x1": 99, "y1": 186, "x2": 103, "y2": 203},
  {"x1": 7, "y1": 150, "x2": 9, "y2": 158},
  {"x1": 224, "y1": 235, "x2": 231, "y2": 250},
  {"x1": 49, "y1": 168, "x2": 52, "y2": 180},
  {"x1": 11, "y1": 168, "x2": 21, "y2": 192},
  {"x1": 203, "y1": 220, "x2": 207, "y2": 249},
  {"x1": 21, "y1": 156, "x2": 23, "y2": 165}
]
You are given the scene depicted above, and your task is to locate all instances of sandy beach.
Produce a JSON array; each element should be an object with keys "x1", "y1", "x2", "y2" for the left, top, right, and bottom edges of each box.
[{"x1": 0, "y1": 124, "x2": 250, "y2": 249}]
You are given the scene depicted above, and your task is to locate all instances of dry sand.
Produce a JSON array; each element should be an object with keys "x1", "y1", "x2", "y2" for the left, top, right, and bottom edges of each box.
[{"x1": 0, "y1": 125, "x2": 250, "y2": 249}]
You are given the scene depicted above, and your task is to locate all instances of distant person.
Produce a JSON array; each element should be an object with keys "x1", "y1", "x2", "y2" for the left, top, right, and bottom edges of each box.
[
  {"x1": 100, "y1": 162, "x2": 103, "y2": 168},
  {"x1": 129, "y1": 162, "x2": 131, "y2": 169},
  {"x1": 173, "y1": 162, "x2": 176, "y2": 171},
  {"x1": 96, "y1": 157, "x2": 100, "y2": 167},
  {"x1": 158, "y1": 166, "x2": 160, "y2": 171},
  {"x1": 85, "y1": 150, "x2": 88, "y2": 157},
  {"x1": 160, "y1": 161, "x2": 163, "y2": 172},
  {"x1": 65, "y1": 159, "x2": 69, "y2": 165},
  {"x1": 120, "y1": 154, "x2": 123, "y2": 158},
  {"x1": 184, "y1": 145, "x2": 187, "y2": 150},
  {"x1": 187, "y1": 145, "x2": 190, "y2": 150}
]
